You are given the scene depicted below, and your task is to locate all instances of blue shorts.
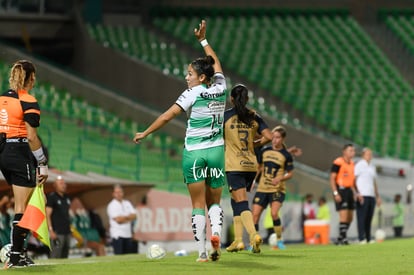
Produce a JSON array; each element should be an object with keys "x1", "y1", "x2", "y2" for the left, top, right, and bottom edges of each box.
[
  {"x1": 253, "y1": 191, "x2": 286, "y2": 208},
  {"x1": 226, "y1": 172, "x2": 256, "y2": 193}
]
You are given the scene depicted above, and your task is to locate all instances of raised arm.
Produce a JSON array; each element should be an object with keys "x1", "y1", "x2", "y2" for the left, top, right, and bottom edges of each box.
[
  {"x1": 194, "y1": 20, "x2": 223, "y2": 74},
  {"x1": 133, "y1": 104, "x2": 182, "y2": 144}
]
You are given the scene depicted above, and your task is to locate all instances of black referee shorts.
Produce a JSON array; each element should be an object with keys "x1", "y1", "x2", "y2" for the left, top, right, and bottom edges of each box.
[
  {"x1": 0, "y1": 142, "x2": 36, "y2": 187},
  {"x1": 335, "y1": 187, "x2": 355, "y2": 211}
]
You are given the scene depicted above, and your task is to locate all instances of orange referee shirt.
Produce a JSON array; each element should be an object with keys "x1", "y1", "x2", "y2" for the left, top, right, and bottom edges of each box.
[
  {"x1": 331, "y1": 157, "x2": 355, "y2": 188},
  {"x1": 0, "y1": 89, "x2": 40, "y2": 138}
]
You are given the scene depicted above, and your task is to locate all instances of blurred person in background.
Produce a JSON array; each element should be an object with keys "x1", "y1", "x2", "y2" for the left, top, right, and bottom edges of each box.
[
  {"x1": 302, "y1": 193, "x2": 316, "y2": 220},
  {"x1": 301, "y1": 193, "x2": 316, "y2": 242},
  {"x1": 316, "y1": 197, "x2": 331, "y2": 222},
  {"x1": 330, "y1": 144, "x2": 362, "y2": 245},
  {"x1": 392, "y1": 194, "x2": 404, "y2": 237},
  {"x1": 355, "y1": 148, "x2": 381, "y2": 244},
  {"x1": 70, "y1": 197, "x2": 106, "y2": 256},
  {"x1": 46, "y1": 175, "x2": 71, "y2": 258},
  {"x1": 0, "y1": 194, "x2": 11, "y2": 247},
  {"x1": 107, "y1": 184, "x2": 136, "y2": 255}
]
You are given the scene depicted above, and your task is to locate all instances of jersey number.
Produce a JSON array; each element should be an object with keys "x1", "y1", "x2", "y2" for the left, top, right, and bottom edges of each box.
[
  {"x1": 238, "y1": 130, "x2": 249, "y2": 151},
  {"x1": 211, "y1": 114, "x2": 223, "y2": 129}
]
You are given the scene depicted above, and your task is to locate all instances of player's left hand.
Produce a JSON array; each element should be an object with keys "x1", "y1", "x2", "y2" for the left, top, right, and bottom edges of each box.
[{"x1": 194, "y1": 20, "x2": 206, "y2": 41}]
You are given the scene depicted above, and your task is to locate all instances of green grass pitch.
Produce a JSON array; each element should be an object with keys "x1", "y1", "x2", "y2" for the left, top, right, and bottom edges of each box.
[{"x1": 4, "y1": 238, "x2": 414, "y2": 274}]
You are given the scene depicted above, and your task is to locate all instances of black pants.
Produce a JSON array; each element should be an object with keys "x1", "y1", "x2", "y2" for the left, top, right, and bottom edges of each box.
[
  {"x1": 356, "y1": 196, "x2": 376, "y2": 241},
  {"x1": 111, "y1": 237, "x2": 137, "y2": 255},
  {"x1": 394, "y1": 226, "x2": 403, "y2": 237}
]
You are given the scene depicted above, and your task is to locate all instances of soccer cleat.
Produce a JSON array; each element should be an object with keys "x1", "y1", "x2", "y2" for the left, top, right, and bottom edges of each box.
[
  {"x1": 359, "y1": 240, "x2": 367, "y2": 245},
  {"x1": 276, "y1": 240, "x2": 286, "y2": 250},
  {"x1": 334, "y1": 238, "x2": 349, "y2": 246},
  {"x1": 210, "y1": 234, "x2": 221, "y2": 261},
  {"x1": 3, "y1": 258, "x2": 28, "y2": 269},
  {"x1": 226, "y1": 241, "x2": 245, "y2": 252},
  {"x1": 249, "y1": 233, "x2": 263, "y2": 253},
  {"x1": 196, "y1": 252, "x2": 209, "y2": 262},
  {"x1": 22, "y1": 255, "x2": 35, "y2": 266}
]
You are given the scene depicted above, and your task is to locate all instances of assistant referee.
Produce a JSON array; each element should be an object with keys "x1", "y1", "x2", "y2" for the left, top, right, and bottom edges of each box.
[{"x1": 0, "y1": 60, "x2": 48, "y2": 268}]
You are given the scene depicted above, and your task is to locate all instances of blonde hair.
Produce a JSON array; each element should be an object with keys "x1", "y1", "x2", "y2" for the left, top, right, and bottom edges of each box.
[
  {"x1": 272, "y1": 125, "x2": 287, "y2": 138},
  {"x1": 272, "y1": 125, "x2": 287, "y2": 149},
  {"x1": 9, "y1": 60, "x2": 36, "y2": 91}
]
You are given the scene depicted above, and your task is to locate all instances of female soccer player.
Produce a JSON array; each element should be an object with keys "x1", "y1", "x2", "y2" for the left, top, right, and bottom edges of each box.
[
  {"x1": 252, "y1": 126, "x2": 294, "y2": 250},
  {"x1": 0, "y1": 60, "x2": 48, "y2": 268},
  {"x1": 224, "y1": 84, "x2": 272, "y2": 253},
  {"x1": 134, "y1": 20, "x2": 225, "y2": 262}
]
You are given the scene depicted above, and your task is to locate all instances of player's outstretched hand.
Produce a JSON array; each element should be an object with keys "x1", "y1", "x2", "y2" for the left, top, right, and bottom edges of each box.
[
  {"x1": 288, "y1": 146, "x2": 303, "y2": 157},
  {"x1": 133, "y1": 132, "x2": 146, "y2": 144},
  {"x1": 194, "y1": 20, "x2": 206, "y2": 41}
]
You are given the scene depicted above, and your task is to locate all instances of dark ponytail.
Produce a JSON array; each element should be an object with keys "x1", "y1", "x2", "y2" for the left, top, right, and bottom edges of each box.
[
  {"x1": 191, "y1": 55, "x2": 215, "y2": 82},
  {"x1": 231, "y1": 84, "x2": 255, "y2": 127}
]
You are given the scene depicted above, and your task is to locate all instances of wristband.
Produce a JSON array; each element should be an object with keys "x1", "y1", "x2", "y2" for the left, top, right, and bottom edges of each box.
[
  {"x1": 37, "y1": 164, "x2": 48, "y2": 176},
  {"x1": 32, "y1": 147, "x2": 47, "y2": 164},
  {"x1": 200, "y1": 39, "x2": 208, "y2": 47},
  {"x1": 333, "y1": 190, "x2": 339, "y2": 196}
]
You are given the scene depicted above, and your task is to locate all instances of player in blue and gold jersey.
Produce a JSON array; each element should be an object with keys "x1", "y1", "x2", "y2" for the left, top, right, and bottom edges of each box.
[
  {"x1": 224, "y1": 84, "x2": 272, "y2": 253},
  {"x1": 252, "y1": 126, "x2": 294, "y2": 249}
]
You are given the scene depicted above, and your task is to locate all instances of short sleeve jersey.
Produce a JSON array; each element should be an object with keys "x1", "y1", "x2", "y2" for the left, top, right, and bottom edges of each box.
[
  {"x1": 256, "y1": 146, "x2": 294, "y2": 193},
  {"x1": 0, "y1": 89, "x2": 40, "y2": 138},
  {"x1": 175, "y1": 73, "x2": 226, "y2": 151},
  {"x1": 331, "y1": 157, "x2": 355, "y2": 188},
  {"x1": 224, "y1": 108, "x2": 268, "y2": 172}
]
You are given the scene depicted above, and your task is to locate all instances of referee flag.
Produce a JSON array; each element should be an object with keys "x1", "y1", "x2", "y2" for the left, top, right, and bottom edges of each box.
[{"x1": 18, "y1": 184, "x2": 51, "y2": 249}]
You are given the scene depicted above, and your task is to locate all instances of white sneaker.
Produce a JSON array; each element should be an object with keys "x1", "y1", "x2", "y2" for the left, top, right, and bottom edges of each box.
[{"x1": 359, "y1": 240, "x2": 367, "y2": 245}]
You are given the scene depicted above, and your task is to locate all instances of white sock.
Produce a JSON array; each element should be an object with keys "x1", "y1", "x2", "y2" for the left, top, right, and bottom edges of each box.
[
  {"x1": 192, "y1": 210, "x2": 206, "y2": 256},
  {"x1": 208, "y1": 204, "x2": 223, "y2": 237}
]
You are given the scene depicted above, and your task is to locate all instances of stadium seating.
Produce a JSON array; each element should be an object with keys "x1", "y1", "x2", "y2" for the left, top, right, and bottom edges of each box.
[
  {"x1": 0, "y1": 60, "x2": 185, "y2": 192},
  {"x1": 86, "y1": 11, "x2": 414, "y2": 162},
  {"x1": 151, "y1": 11, "x2": 414, "y2": 161},
  {"x1": 87, "y1": 24, "x2": 190, "y2": 77},
  {"x1": 385, "y1": 15, "x2": 414, "y2": 54}
]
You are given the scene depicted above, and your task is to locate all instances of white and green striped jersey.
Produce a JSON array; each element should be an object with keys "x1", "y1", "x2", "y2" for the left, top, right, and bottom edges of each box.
[{"x1": 175, "y1": 73, "x2": 226, "y2": 151}]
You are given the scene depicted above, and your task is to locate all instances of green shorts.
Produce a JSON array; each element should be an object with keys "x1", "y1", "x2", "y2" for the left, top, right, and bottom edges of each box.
[{"x1": 182, "y1": 145, "x2": 225, "y2": 188}]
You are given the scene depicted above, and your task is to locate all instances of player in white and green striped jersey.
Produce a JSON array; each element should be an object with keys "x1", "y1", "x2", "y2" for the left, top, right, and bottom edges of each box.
[{"x1": 133, "y1": 20, "x2": 225, "y2": 263}]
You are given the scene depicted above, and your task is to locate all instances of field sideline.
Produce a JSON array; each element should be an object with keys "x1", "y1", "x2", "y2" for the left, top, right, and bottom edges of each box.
[{"x1": 3, "y1": 238, "x2": 414, "y2": 274}]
